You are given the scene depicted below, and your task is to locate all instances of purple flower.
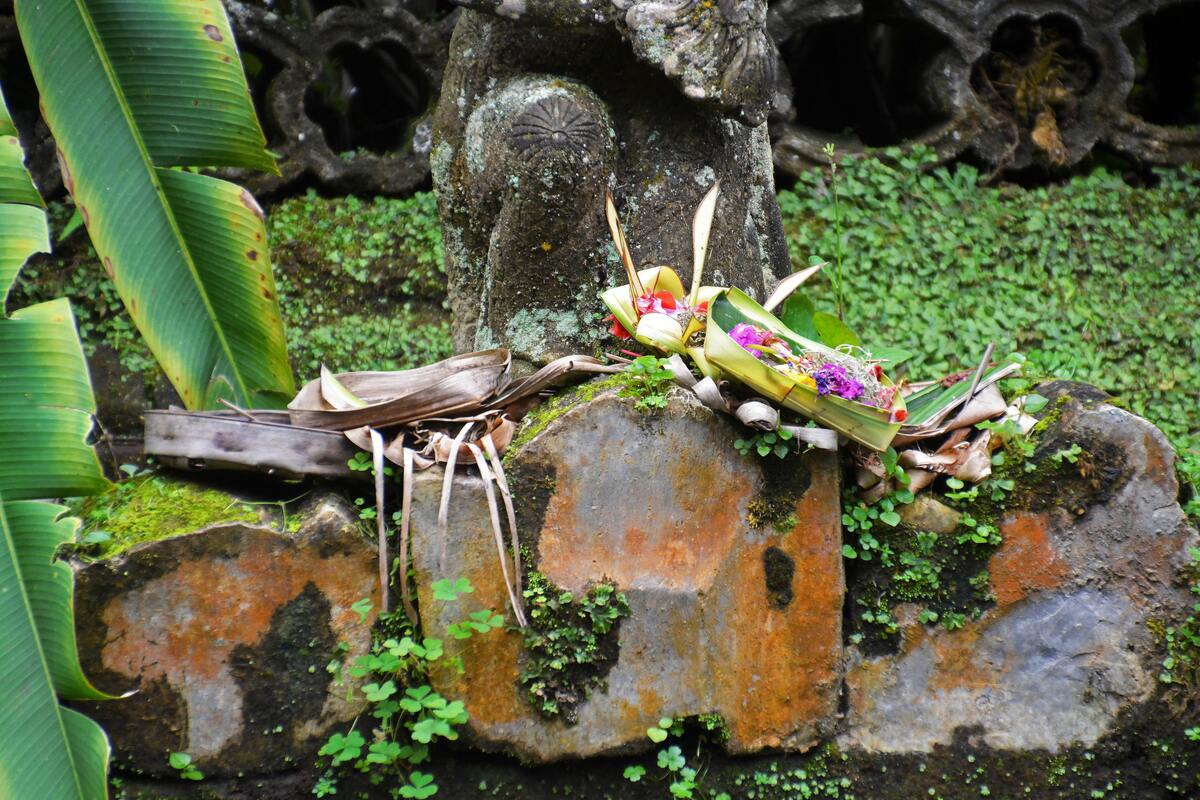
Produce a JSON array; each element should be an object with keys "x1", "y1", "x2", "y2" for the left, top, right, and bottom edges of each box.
[
  {"x1": 813, "y1": 364, "x2": 864, "y2": 401},
  {"x1": 729, "y1": 323, "x2": 770, "y2": 358}
]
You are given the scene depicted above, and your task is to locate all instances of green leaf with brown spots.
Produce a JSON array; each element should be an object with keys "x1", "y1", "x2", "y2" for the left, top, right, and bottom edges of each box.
[{"x1": 14, "y1": 0, "x2": 293, "y2": 409}]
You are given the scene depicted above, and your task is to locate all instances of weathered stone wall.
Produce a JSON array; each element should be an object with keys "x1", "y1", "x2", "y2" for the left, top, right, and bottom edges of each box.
[
  {"x1": 844, "y1": 387, "x2": 1196, "y2": 755},
  {"x1": 409, "y1": 387, "x2": 844, "y2": 761},
  {"x1": 75, "y1": 382, "x2": 1200, "y2": 798}
]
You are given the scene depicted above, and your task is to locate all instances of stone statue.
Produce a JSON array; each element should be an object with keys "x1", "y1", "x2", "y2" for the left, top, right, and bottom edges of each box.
[{"x1": 430, "y1": 0, "x2": 790, "y2": 368}]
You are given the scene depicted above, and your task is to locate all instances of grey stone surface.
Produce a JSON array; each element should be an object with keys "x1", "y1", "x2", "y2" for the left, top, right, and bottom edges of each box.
[
  {"x1": 842, "y1": 388, "x2": 1198, "y2": 754},
  {"x1": 73, "y1": 494, "x2": 378, "y2": 778},
  {"x1": 843, "y1": 589, "x2": 1147, "y2": 753},
  {"x1": 408, "y1": 386, "x2": 844, "y2": 762}
]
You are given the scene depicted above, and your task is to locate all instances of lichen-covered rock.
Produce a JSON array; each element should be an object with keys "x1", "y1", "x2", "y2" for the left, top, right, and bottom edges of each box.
[
  {"x1": 73, "y1": 492, "x2": 379, "y2": 778},
  {"x1": 409, "y1": 387, "x2": 843, "y2": 762},
  {"x1": 842, "y1": 385, "x2": 1197, "y2": 754}
]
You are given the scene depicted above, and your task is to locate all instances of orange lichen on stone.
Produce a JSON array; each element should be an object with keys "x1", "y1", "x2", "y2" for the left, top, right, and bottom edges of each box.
[
  {"x1": 534, "y1": 436, "x2": 752, "y2": 593},
  {"x1": 719, "y1": 455, "x2": 843, "y2": 750},
  {"x1": 101, "y1": 530, "x2": 372, "y2": 684},
  {"x1": 410, "y1": 391, "x2": 845, "y2": 762},
  {"x1": 988, "y1": 511, "x2": 1069, "y2": 606},
  {"x1": 94, "y1": 523, "x2": 377, "y2": 760}
]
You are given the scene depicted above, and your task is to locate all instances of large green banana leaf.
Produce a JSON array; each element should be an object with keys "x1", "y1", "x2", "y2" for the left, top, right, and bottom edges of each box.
[
  {"x1": 0, "y1": 501, "x2": 112, "y2": 799},
  {"x1": 0, "y1": 92, "x2": 46, "y2": 302},
  {"x1": 0, "y1": 82, "x2": 111, "y2": 799},
  {"x1": 15, "y1": 0, "x2": 294, "y2": 410}
]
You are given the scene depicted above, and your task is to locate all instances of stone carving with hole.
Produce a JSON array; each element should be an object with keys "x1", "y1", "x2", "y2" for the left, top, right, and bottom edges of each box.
[{"x1": 221, "y1": 1, "x2": 452, "y2": 195}]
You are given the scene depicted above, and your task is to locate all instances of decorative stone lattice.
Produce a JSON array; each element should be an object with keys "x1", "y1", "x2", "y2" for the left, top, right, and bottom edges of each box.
[
  {"x1": 767, "y1": 0, "x2": 1200, "y2": 175},
  {"x1": 0, "y1": 0, "x2": 1195, "y2": 200}
]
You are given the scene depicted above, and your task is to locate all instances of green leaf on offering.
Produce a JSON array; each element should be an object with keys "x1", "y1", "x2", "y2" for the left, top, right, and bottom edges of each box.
[
  {"x1": 1022, "y1": 393, "x2": 1049, "y2": 413},
  {"x1": 813, "y1": 311, "x2": 861, "y2": 348},
  {"x1": 778, "y1": 292, "x2": 818, "y2": 340}
]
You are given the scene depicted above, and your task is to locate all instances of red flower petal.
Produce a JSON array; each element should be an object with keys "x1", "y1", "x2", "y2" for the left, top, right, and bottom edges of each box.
[
  {"x1": 652, "y1": 291, "x2": 677, "y2": 310},
  {"x1": 604, "y1": 314, "x2": 633, "y2": 340}
]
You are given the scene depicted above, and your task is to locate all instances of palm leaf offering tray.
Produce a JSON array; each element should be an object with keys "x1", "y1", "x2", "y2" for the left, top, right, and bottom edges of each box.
[
  {"x1": 601, "y1": 183, "x2": 912, "y2": 451},
  {"x1": 704, "y1": 288, "x2": 905, "y2": 451}
]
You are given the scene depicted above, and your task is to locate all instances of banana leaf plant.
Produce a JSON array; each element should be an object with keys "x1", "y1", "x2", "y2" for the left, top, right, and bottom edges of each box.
[
  {"x1": 0, "y1": 85, "x2": 113, "y2": 799},
  {"x1": 14, "y1": 0, "x2": 294, "y2": 410},
  {"x1": 704, "y1": 288, "x2": 906, "y2": 451}
]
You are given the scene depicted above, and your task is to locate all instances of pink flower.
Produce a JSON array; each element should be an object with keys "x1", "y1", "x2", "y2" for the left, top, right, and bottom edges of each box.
[
  {"x1": 636, "y1": 291, "x2": 679, "y2": 316},
  {"x1": 729, "y1": 323, "x2": 770, "y2": 357}
]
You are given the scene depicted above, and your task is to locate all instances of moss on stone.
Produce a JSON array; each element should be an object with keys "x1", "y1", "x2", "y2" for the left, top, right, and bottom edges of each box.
[
  {"x1": 73, "y1": 476, "x2": 262, "y2": 560},
  {"x1": 504, "y1": 374, "x2": 626, "y2": 468},
  {"x1": 518, "y1": 571, "x2": 630, "y2": 723},
  {"x1": 746, "y1": 451, "x2": 812, "y2": 531}
]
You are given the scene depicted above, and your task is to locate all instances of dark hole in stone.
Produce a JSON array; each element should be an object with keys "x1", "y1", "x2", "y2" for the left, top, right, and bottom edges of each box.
[
  {"x1": 777, "y1": 0, "x2": 953, "y2": 146},
  {"x1": 401, "y1": 0, "x2": 459, "y2": 21},
  {"x1": 304, "y1": 40, "x2": 429, "y2": 156},
  {"x1": 239, "y1": 44, "x2": 286, "y2": 145},
  {"x1": 1122, "y1": 1, "x2": 1200, "y2": 126},
  {"x1": 763, "y1": 546, "x2": 795, "y2": 610},
  {"x1": 971, "y1": 13, "x2": 1100, "y2": 164}
]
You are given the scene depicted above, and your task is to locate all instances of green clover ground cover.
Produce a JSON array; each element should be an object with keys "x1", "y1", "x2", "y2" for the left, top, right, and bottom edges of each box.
[{"x1": 778, "y1": 148, "x2": 1200, "y2": 459}]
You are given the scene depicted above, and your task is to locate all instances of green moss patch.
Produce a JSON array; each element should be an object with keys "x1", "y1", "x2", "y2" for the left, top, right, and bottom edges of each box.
[
  {"x1": 73, "y1": 475, "x2": 262, "y2": 559},
  {"x1": 519, "y1": 571, "x2": 630, "y2": 723},
  {"x1": 504, "y1": 374, "x2": 626, "y2": 467}
]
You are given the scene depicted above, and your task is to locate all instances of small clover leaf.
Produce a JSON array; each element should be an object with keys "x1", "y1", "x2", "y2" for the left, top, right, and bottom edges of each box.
[
  {"x1": 432, "y1": 578, "x2": 475, "y2": 601},
  {"x1": 399, "y1": 771, "x2": 438, "y2": 799},
  {"x1": 657, "y1": 745, "x2": 686, "y2": 772}
]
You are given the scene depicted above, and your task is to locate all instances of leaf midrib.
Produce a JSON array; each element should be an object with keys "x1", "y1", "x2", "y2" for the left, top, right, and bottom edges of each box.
[{"x1": 62, "y1": 0, "x2": 253, "y2": 405}]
